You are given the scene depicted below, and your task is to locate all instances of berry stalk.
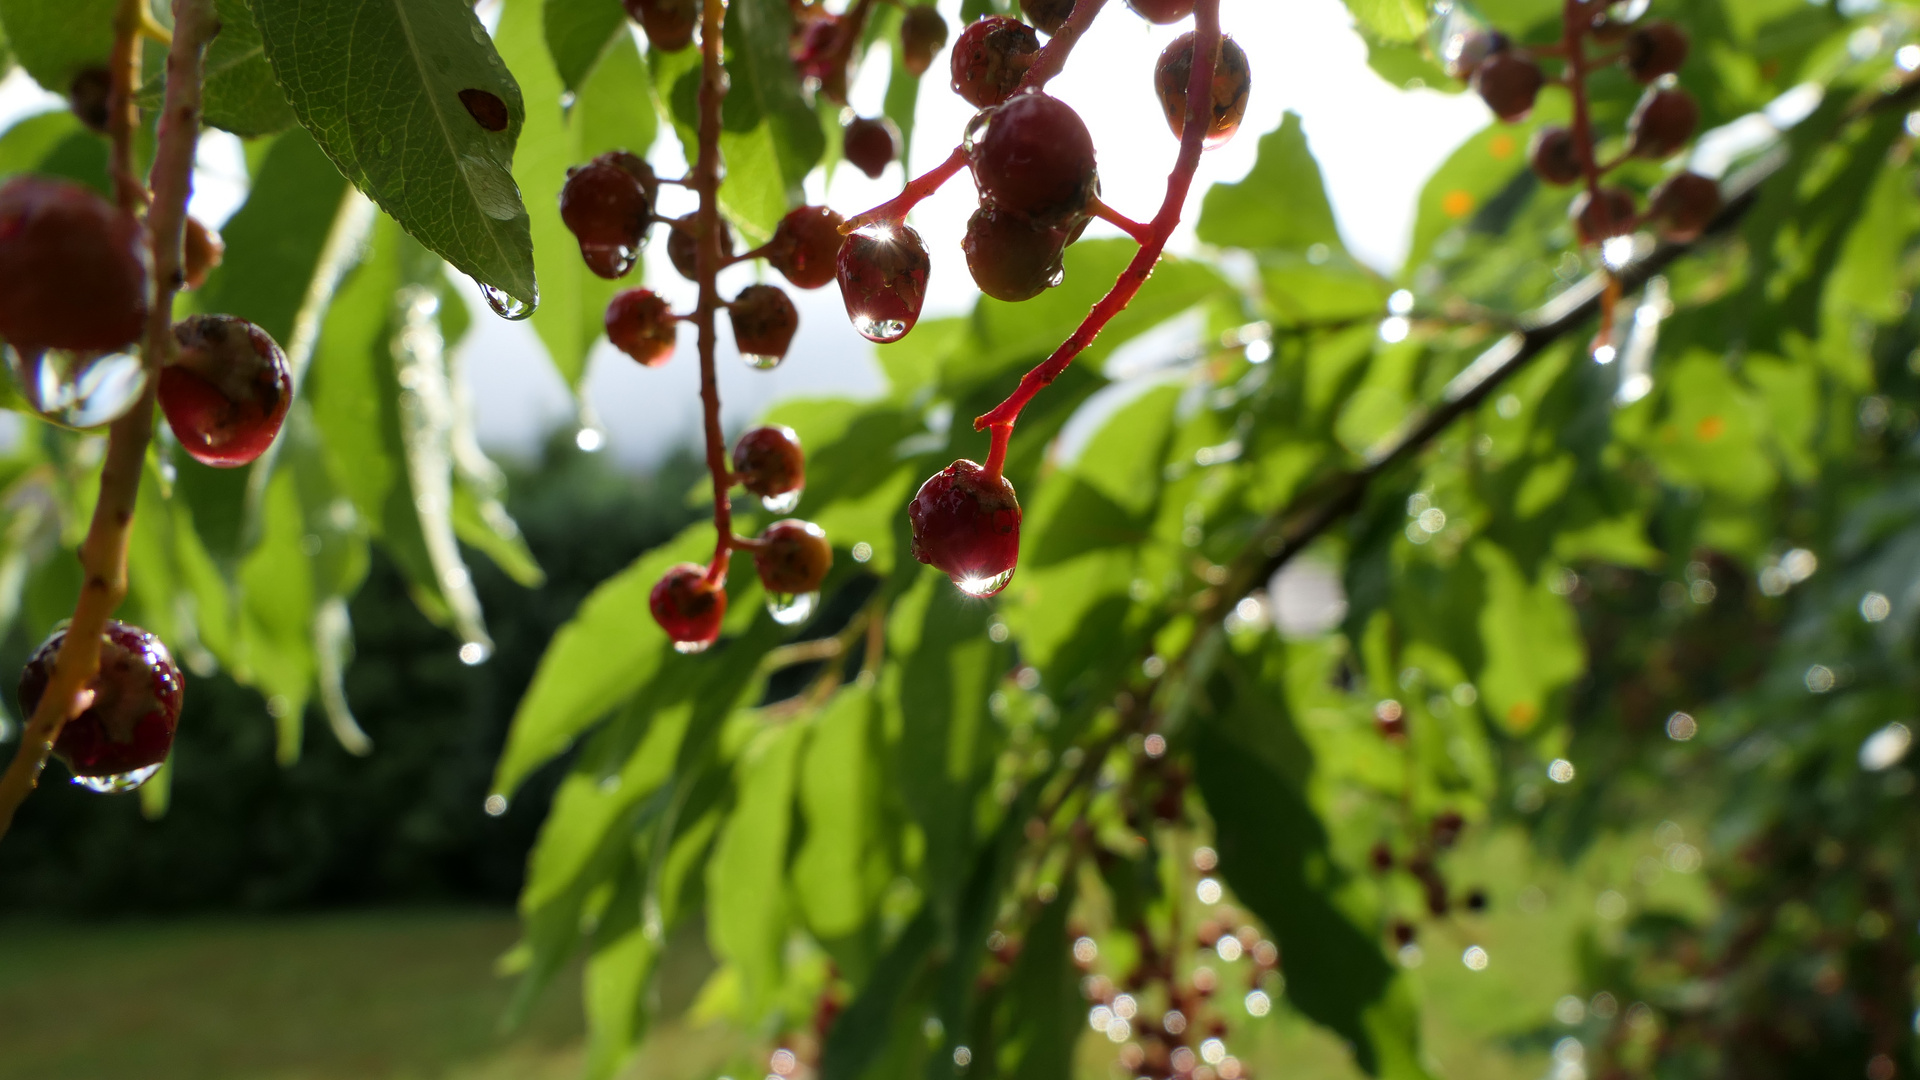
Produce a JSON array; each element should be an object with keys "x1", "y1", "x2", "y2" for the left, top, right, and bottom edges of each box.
[
  {"x1": 971, "y1": 0, "x2": 1221, "y2": 446},
  {"x1": 1559, "y1": 0, "x2": 1619, "y2": 344},
  {"x1": 695, "y1": 0, "x2": 734, "y2": 587},
  {"x1": 842, "y1": 145, "x2": 968, "y2": 231},
  {"x1": 0, "y1": 0, "x2": 218, "y2": 840},
  {"x1": 1015, "y1": 0, "x2": 1109, "y2": 92}
]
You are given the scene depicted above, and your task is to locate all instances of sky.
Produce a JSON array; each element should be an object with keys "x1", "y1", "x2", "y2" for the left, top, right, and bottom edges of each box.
[{"x1": 0, "y1": 0, "x2": 1492, "y2": 467}]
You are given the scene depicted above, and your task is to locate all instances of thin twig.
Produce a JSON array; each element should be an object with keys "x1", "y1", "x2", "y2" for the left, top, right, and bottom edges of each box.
[{"x1": 695, "y1": 0, "x2": 733, "y2": 586}]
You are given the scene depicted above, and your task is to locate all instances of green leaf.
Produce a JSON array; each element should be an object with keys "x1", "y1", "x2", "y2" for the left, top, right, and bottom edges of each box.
[
  {"x1": 501, "y1": 0, "x2": 655, "y2": 387},
  {"x1": 253, "y1": 0, "x2": 537, "y2": 308},
  {"x1": 203, "y1": 0, "x2": 297, "y2": 136},
  {"x1": 722, "y1": 0, "x2": 823, "y2": 233},
  {"x1": 793, "y1": 686, "x2": 883, "y2": 940},
  {"x1": 1472, "y1": 541, "x2": 1583, "y2": 736},
  {"x1": 820, "y1": 908, "x2": 938, "y2": 1080},
  {"x1": 0, "y1": 0, "x2": 114, "y2": 94},
  {"x1": 1197, "y1": 112, "x2": 1346, "y2": 255},
  {"x1": 0, "y1": 110, "x2": 109, "y2": 196},
  {"x1": 707, "y1": 720, "x2": 806, "y2": 1012},
  {"x1": 995, "y1": 879, "x2": 1081, "y2": 1080},
  {"x1": 1342, "y1": 0, "x2": 1426, "y2": 42},
  {"x1": 543, "y1": 0, "x2": 626, "y2": 95}
]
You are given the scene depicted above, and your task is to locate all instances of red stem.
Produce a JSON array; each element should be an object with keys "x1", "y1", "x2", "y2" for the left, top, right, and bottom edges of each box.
[
  {"x1": 972, "y1": 0, "x2": 1221, "y2": 440},
  {"x1": 1090, "y1": 195, "x2": 1153, "y2": 244},
  {"x1": 1017, "y1": 0, "x2": 1110, "y2": 92},
  {"x1": 843, "y1": 145, "x2": 968, "y2": 231},
  {"x1": 1561, "y1": 0, "x2": 1618, "y2": 345},
  {"x1": 695, "y1": 0, "x2": 733, "y2": 586}
]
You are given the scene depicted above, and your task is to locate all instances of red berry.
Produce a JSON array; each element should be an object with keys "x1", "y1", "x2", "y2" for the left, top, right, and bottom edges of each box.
[
  {"x1": 1432, "y1": 810, "x2": 1466, "y2": 849},
  {"x1": 1528, "y1": 126, "x2": 1584, "y2": 186},
  {"x1": 18, "y1": 620, "x2": 184, "y2": 789},
  {"x1": 182, "y1": 216, "x2": 224, "y2": 291},
  {"x1": 1629, "y1": 86, "x2": 1699, "y2": 160},
  {"x1": 950, "y1": 17, "x2": 1041, "y2": 109},
  {"x1": 669, "y1": 214, "x2": 736, "y2": 281},
  {"x1": 729, "y1": 284, "x2": 799, "y2": 367},
  {"x1": 765, "y1": 205, "x2": 846, "y2": 290},
  {"x1": 1391, "y1": 921, "x2": 1416, "y2": 947},
  {"x1": 1624, "y1": 21, "x2": 1689, "y2": 83},
  {"x1": 962, "y1": 207, "x2": 1081, "y2": 302},
  {"x1": 900, "y1": 6, "x2": 950, "y2": 78},
  {"x1": 1154, "y1": 32, "x2": 1253, "y2": 147},
  {"x1": 0, "y1": 176, "x2": 147, "y2": 354},
  {"x1": 560, "y1": 152, "x2": 653, "y2": 279},
  {"x1": 754, "y1": 519, "x2": 833, "y2": 595},
  {"x1": 623, "y1": 0, "x2": 697, "y2": 51},
  {"x1": 1464, "y1": 888, "x2": 1489, "y2": 913},
  {"x1": 1647, "y1": 171, "x2": 1721, "y2": 243},
  {"x1": 1374, "y1": 698, "x2": 1407, "y2": 741},
  {"x1": 1571, "y1": 186, "x2": 1638, "y2": 244},
  {"x1": 793, "y1": 14, "x2": 851, "y2": 104},
  {"x1": 968, "y1": 92, "x2": 1098, "y2": 224},
  {"x1": 837, "y1": 222, "x2": 930, "y2": 343},
  {"x1": 908, "y1": 459, "x2": 1021, "y2": 597},
  {"x1": 1473, "y1": 50, "x2": 1544, "y2": 122},
  {"x1": 159, "y1": 314, "x2": 292, "y2": 468},
  {"x1": 732, "y1": 425, "x2": 805, "y2": 498},
  {"x1": 1425, "y1": 881, "x2": 1451, "y2": 916},
  {"x1": 68, "y1": 66, "x2": 112, "y2": 133},
  {"x1": 843, "y1": 115, "x2": 901, "y2": 179},
  {"x1": 1369, "y1": 842, "x2": 1393, "y2": 872},
  {"x1": 650, "y1": 563, "x2": 726, "y2": 652},
  {"x1": 1125, "y1": 0, "x2": 1194, "y2": 24},
  {"x1": 1445, "y1": 29, "x2": 1507, "y2": 81},
  {"x1": 1020, "y1": 0, "x2": 1075, "y2": 36},
  {"x1": 605, "y1": 288, "x2": 678, "y2": 367}
]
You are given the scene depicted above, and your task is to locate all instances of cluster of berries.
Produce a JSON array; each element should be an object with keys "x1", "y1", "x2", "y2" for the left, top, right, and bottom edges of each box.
[{"x1": 1454, "y1": 6, "x2": 1721, "y2": 246}]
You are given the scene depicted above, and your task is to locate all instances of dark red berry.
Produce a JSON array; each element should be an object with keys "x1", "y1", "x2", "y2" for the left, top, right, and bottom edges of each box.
[
  {"x1": 765, "y1": 205, "x2": 846, "y2": 289},
  {"x1": 1473, "y1": 50, "x2": 1544, "y2": 122},
  {"x1": 732, "y1": 425, "x2": 805, "y2": 498},
  {"x1": 837, "y1": 222, "x2": 930, "y2": 343},
  {"x1": 1464, "y1": 889, "x2": 1489, "y2": 913},
  {"x1": 0, "y1": 176, "x2": 147, "y2": 354},
  {"x1": 560, "y1": 152, "x2": 653, "y2": 279},
  {"x1": 650, "y1": 563, "x2": 726, "y2": 652},
  {"x1": 159, "y1": 314, "x2": 293, "y2": 468},
  {"x1": 793, "y1": 14, "x2": 851, "y2": 104},
  {"x1": 843, "y1": 115, "x2": 901, "y2": 179},
  {"x1": 19, "y1": 620, "x2": 184, "y2": 787},
  {"x1": 962, "y1": 207, "x2": 1081, "y2": 302},
  {"x1": 1624, "y1": 21, "x2": 1689, "y2": 83},
  {"x1": 182, "y1": 216, "x2": 224, "y2": 291},
  {"x1": 1391, "y1": 921, "x2": 1416, "y2": 948},
  {"x1": 1374, "y1": 699, "x2": 1407, "y2": 741},
  {"x1": 951, "y1": 17, "x2": 1041, "y2": 109},
  {"x1": 901, "y1": 6, "x2": 950, "y2": 78},
  {"x1": 1125, "y1": 0, "x2": 1194, "y2": 24},
  {"x1": 623, "y1": 0, "x2": 697, "y2": 51},
  {"x1": 1020, "y1": 0, "x2": 1075, "y2": 36},
  {"x1": 1528, "y1": 126, "x2": 1584, "y2": 186},
  {"x1": 1446, "y1": 29, "x2": 1507, "y2": 81},
  {"x1": 1629, "y1": 86, "x2": 1699, "y2": 160},
  {"x1": 605, "y1": 288, "x2": 678, "y2": 367},
  {"x1": 1425, "y1": 881, "x2": 1451, "y2": 917},
  {"x1": 1571, "y1": 186, "x2": 1638, "y2": 243},
  {"x1": 669, "y1": 214, "x2": 736, "y2": 281},
  {"x1": 754, "y1": 519, "x2": 833, "y2": 595},
  {"x1": 908, "y1": 459, "x2": 1021, "y2": 597},
  {"x1": 1369, "y1": 842, "x2": 1393, "y2": 872},
  {"x1": 968, "y1": 93, "x2": 1098, "y2": 224},
  {"x1": 1154, "y1": 32, "x2": 1252, "y2": 147},
  {"x1": 729, "y1": 284, "x2": 799, "y2": 366},
  {"x1": 1648, "y1": 171, "x2": 1721, "y2": 243},
  {"x1": 68, "y1": 66, "x2": 112, "y2": 133},
  {"x1": 1432, "y1": 810, "x2": 1466, "y2": 849}
]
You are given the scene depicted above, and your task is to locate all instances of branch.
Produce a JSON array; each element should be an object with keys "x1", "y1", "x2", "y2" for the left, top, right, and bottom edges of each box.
[
  {"x1": 0, "y1": 0, "x2": 217, "y2": 841},
  {"x1": 695, "y1": 0, "x2": 733, "y2": 585},
  {"x1": 1018, "y1": 0, "x2": 1109, "y2": 92}
]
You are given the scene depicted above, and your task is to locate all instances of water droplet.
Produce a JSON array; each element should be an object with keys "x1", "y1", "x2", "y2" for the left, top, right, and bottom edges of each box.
[
  {"x1": 579, "y1": 242, "x2": 637, "y2": 279},
  {"x1": 459, "y1": 641, "x2": 491, "y2": 665},
  {"x1": 673, "y1": 638, "x2": 713, "y2": 655},
  {"x1": 483, "y1": 793, "x2": 509, "y2": 816},
  {"x1": 852, "y1": 316, "x2": 909, "y2": 343},
  {"x1": 6, "y1": 346, "x2": 149, "y2": 429},
  {"x1": 71, "y1": 762, "x2": 163, "y2": 793},
  {"x1": 1047, "y1": 266, "x2": 1065, "y2": 287},
  {"x1": 767, "y1": 591, "x2": 818, "y2": 625},
  {"x1": 575, "y1": 426, "x2": 606, "y2": 452},
  {"x1": 761, "y1": 487, "x2": 802, "y2": 514},
  {"x1": 952, "y1": 568, "x2": 1015, "y2": 598},
  {"x1": 478, "y1": 281, "x2": 537, "y2": 321},
  {"x1": 558, "y1": 91, "x2": 578, "y2": 113},
  {"x1": 742, "y1": 352, "x2": 784, "y2": 371}
]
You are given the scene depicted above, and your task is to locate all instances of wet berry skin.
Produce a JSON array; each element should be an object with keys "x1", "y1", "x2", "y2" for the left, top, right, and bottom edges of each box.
[
  {"x1": 732, "y1": 424, "x2": 805, "y2": 498},
  {"x1": 1572, "y1": 186, "x2": 1639, "y2": 244},
  {"x1": 1649, "y1": 171, "x2": 1721, "y2": 243},
  {"x1": 755, "y1": 519, "x2": 833, "y2": 595},
  {"x1": 908, "y1": 459, "x2": 1021, "y2": 597},
  {"x1": 963, "y1": 207, "x2": 1079, "y2": 302},
  {"x1": 1629, "y1": 87, "x2": 1700, "y2": 160},
  {"x1": 1155, "y1": 32, "x2": 1253, "y2": 146},
  {"x1": 650, "y1": 563, "x2": 726, "y2": 649},
  {"x1": 623, "y1": 0, "x2": 697, "y2": 51},
  {"x1": 19, "y1": 620, "x2": 184, "y2": 782},
  {"x1": 837, "y1": 222, "x2": 931, "y2": 344},
  {"x1": 968, "y1": 93, "x2": 1098, "y2": 224},
  {"x1": 1125, "y1": 0, "x2": 1195, "y2": 24},
  {"x1": 605, "y1": 288, "x2": 678, "y2": 367},
  {"x1": 560, "y1": 152, "x2": 653, "y2": 279},
  {"x1": 1529, "y1": 126, "x2": 1584, "y2": 186},
  {"x1": 0, "y1": 176, "x2": 147, "y2": 354},
  {"x1": 1020, "y1": 0, "x2": 1075, "y2": 36},
  {"x1": 765, "y1": 205, "x2": 846, "y2": 290},
  {"x1": 900, "y1": 6, "x2": 950, "y2": 77},
  {"x1": 1473, "y1": 51, "x2": 1544, "y2": 122},
  {"x1": 159, "y1": 315, "x2": 293, "y2": 468},
  {"x1": 729, "y1": 284, "x2": 799, "y2": 363},
  {"x1": 669, "y1": 214, "x2": 736, "y2": 281},
  {"x1": 1624, "y1": 21, "x2": 1689, "y2": 83},
  {"x1": 843, "y1": 115, "x2": 901, "y2": 179},
  {"x1": 951, "y1": 16, "x2": 1041, "y2": 109}
]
